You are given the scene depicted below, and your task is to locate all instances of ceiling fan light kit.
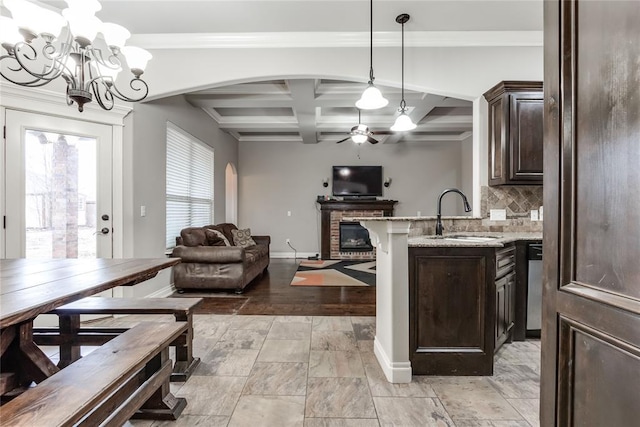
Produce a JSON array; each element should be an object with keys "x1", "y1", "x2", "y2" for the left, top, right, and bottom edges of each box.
[
  {"x1": 390, "y1": 13, "x2": 417, "y2": 132},
  {"x1": 355, "y1": 0, "x2": 388, "y2": 110},
  {"x1": 0, "y1": 0, "x2": 151, "y2": 112}
]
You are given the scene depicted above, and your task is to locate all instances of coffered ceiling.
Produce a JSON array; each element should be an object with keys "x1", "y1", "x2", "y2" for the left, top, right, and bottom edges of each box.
[
  {"x1": 31, "y1": 0, "x2": 542, "y2": 144},
  {"x1": 185, "y1": 79, "x2": 472, "y2": 144}
]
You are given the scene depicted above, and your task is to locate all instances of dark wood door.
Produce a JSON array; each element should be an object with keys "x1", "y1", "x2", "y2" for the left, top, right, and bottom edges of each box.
[{"x1": 542, "y1": 1, "x2": 640, "y2": 425}]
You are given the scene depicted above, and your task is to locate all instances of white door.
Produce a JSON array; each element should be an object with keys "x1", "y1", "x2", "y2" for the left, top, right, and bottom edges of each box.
[{"x1": 4, "y1": 110, "x2": 113, "y2": 260}]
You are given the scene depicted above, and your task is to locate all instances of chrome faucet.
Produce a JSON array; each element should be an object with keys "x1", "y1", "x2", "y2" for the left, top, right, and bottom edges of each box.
[{"x1": 435, "y1": 188, "x2": 472, "y2": 236}]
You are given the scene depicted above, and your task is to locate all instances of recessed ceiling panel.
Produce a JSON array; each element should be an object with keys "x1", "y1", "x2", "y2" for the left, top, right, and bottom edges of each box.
[{"x1": 215, "y1": 108, "x2": 294, "y2": 117}]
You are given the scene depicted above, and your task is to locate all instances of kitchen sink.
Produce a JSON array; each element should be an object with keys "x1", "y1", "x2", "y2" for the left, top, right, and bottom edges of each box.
[{"x1": 443, "y1": 235, "x2": 502, "y2": 242}]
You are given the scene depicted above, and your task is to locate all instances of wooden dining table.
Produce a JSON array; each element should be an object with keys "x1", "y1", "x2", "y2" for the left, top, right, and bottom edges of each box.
[{"x1": 0, "y1": 258, "x2": 180, "y2": 396}]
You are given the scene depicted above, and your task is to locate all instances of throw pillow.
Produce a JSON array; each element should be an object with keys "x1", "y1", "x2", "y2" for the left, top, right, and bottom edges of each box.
[
  {"x1": 232, "y1": 228, "x2": 257, "y2": 248},
  {"x1": 205, "y1": 229, "x2": 231, "y2": 246}
]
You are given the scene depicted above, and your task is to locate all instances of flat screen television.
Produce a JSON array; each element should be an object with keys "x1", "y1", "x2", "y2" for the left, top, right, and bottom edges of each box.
[{"x1": 332, "y1": 165, "x2": 383, "y2": 197}]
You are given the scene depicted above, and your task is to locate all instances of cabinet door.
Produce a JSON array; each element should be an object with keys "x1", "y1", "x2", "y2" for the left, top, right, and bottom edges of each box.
[
  {"x1": 510, "y1": 93, "x2": 544, "y2": 182},
  {"x1": 488, "y1": 97, "x2": 508, "y2": 185},
  {"x1": 506, "y1": 272, "x2": 516, "y2": 333},
  {"x1": 495, "y1": 276, "x2": 508, "y2": 350}
]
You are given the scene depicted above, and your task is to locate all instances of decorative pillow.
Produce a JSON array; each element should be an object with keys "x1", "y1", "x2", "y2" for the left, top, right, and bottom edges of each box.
[
  {"x1": 232, "y1": 228, "x2": 257, "y2": 248},
  {"x1": 205, "y1": 229, "x2": 231, "y2": 246}
]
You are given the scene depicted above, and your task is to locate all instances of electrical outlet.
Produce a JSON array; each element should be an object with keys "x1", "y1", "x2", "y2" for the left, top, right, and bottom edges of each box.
[
  {"x1": 287, "y1": 211, "x2": 291, "y2": 217},
  {"x1": 490, "y1": 209, "x2": 506, "y2": 221},
  {"x1": 286, "y1": 238, "x2": 290, "y2": 244},
  {"x1": 530, "y1": 210, "x2": 539, "y2": 221},
  {"x1": 140, "y1": 205, "x2": 146, "y2": 217}
]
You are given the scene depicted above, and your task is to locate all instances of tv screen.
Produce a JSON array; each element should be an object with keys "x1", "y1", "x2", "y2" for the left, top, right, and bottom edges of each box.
[{"x1": 332, "y1": 166, "x2": 383, "y2": 197}]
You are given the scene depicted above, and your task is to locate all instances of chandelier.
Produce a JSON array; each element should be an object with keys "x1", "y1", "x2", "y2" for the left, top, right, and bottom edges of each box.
[{"x1": 0, "y1": 0, "x2": 151, "y2": 112}]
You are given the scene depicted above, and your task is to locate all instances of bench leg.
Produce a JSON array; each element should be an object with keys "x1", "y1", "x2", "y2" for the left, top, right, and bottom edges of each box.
[
  {"x1": 58, "y1": 315, "x2": 81, "y2": 368},
  {"x1": 131, "y1": 348, "x2": 187, "y2": 421},
  {"x1": 171, "y1": 313, "x2": 200, "y2": 382}
]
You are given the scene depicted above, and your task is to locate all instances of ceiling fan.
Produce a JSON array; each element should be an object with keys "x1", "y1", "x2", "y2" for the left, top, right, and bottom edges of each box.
[{"x1": 335, "y1": 109, "x2": 382, "y2": 144}]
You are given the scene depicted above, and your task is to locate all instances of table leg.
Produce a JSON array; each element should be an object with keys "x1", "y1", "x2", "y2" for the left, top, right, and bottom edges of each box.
[
  {"x1": 17, "y1": 322, "x2": 60, "y2": 383},
  {"x1": 58, "y1": 314, "x2": 81, "y2": 368}
]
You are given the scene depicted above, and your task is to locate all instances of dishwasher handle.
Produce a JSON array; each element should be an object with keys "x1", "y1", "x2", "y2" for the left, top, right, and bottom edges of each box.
[{"x1": 528, "y1": 243, "x2": 543, "y2": 260}]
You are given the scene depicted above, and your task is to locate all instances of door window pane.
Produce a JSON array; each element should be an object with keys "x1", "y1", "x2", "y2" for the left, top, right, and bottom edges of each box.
[{"x1": 25, "y1": 130, "x2": 97, "y2": 258}]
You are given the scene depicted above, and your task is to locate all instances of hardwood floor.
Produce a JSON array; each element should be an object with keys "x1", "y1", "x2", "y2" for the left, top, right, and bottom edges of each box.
[{"x1": 172, "y1": 258, "x2": 376, "y2": 316}]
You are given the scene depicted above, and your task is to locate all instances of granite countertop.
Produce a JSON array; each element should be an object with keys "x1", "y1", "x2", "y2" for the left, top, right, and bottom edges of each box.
[
  {"x1": 408, "y1": 232, "x2": 543, "y2": 248},
  {"x1": 355, "y1": 216, "x2": 481, "y2": 221}
]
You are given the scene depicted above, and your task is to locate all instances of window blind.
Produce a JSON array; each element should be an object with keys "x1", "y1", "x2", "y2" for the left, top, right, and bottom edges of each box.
[{"x1": 166, "y1": 122, "x2": 214, "y2": 249}]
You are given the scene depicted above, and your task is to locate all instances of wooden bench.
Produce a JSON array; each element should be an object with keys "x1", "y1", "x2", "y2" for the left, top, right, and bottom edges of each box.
[
  {"x1": 1, "y1": 322, "x2": 187, "y2": 426},
  {"x1": 34, "y1": 297, "x2": 202, "y2": 382}
]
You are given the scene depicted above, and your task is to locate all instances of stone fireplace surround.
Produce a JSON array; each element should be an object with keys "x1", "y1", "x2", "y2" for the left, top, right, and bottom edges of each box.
[{"x1": 317, "y1": 199, "x2": 397, "y2": 260}]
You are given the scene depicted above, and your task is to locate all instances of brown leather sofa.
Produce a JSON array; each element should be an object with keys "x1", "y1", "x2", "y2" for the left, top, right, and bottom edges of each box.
[{"x1": 171, "y1": 223, "x2": 270, "y2": 293}]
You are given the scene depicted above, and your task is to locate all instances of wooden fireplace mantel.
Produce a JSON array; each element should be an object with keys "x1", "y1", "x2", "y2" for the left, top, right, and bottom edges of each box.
[{"x1": 318, "y1": 199, "x2": 397, "y2": 260}]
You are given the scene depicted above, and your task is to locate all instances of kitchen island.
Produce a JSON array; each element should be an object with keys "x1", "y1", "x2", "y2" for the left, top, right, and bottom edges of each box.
[{"x1": 359, "y1": 217, "x2": 541, "y2": 382}]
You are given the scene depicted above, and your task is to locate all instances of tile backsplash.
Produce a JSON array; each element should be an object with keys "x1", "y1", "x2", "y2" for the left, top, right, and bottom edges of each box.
[
  {"x1": 481, "y1": 185, "x2": 544, "y2": 218},
  {"x1": 409, "y1": 185, "x2": 544, "y2": 237}
]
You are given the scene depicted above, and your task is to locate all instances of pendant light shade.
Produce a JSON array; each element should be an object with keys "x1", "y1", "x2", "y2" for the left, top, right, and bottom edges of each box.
[
  {"x1": 391, "y1": 112, "x2": 417, "y2": 131},
  {"x1": 356, "y1": 85, "x2": 388, "y2": 110},
  {"x1": 356, "y1": 0, "x2": 388, "y2": 110},
  {"x1": 390, "y1": 13, "x2": 416, "y2": 132}
]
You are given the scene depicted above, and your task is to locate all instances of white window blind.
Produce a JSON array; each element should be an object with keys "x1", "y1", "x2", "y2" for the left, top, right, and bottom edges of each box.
[{"x1": 166, "y1": 122, "x2": 214, "y2": 249}]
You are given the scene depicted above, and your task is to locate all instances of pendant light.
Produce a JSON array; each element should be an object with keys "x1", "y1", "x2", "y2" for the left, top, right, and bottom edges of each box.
[
  {"x1": 390, "y1": 14, "x2": 417, "y2": 131},
  {"x1": 355, "y1": 0, "x2": 388, "y2": 110}
]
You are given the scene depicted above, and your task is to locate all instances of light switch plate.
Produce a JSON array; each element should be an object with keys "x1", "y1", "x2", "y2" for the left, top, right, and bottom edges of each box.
[
  {"x1": 490, "y1": 209, "x2": 507, "y2": 221},
  {"x1": 530, "y1": 210, "x2": 539, "y2": 221}
]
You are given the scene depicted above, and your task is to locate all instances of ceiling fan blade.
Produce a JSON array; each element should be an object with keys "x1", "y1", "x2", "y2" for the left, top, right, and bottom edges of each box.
[
  {"x1": 367, "y1": 136, "x2": 379, "y2": 144},
  {"x1": 336, "y1": 137, "x2": 351, "y2": 144}
]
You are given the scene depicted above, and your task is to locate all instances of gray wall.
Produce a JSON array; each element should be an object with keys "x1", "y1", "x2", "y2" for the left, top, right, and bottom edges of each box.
[
  {"x1": 238, "y1": 139, "x2": 471, "y2": 255},
  {"x1": 461, "y1": 135, "x2": 474, "y2": 204},
  {"x1": 122, "y1": 95, "x2": 238, "y2": 296}
]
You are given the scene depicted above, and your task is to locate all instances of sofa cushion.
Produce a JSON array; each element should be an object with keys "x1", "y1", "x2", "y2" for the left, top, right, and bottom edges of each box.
[
  {"x1": 180, "y1": 227, "x2": 207, "y2": 247},
  {"x1": 204, "y1": 223, "x2": 238, "y2": 246},
  {"x1": 205, "y1": 229, "x2": 230, "y2": 246},
  {"x1": 232, "y1": 228, "x2": 257, "y2": 248}
]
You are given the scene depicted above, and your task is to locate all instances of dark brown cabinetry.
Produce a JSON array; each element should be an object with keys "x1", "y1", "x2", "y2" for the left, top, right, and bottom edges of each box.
[
  {"x1": 495, "y1": 244, "x2": 516, "y2": 351},
  {"x1": 409, "y1": 246, "x2": 496, "y2": 375},
  {"x1": 484, "y1": 81, "x2": 543, "y2": 186}
]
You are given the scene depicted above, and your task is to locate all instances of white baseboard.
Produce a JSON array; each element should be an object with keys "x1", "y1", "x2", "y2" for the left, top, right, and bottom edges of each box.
[
  {"x1": 374, "y1": 337, "x2": 412, "y2": 383},
  {"x1": 271, "y1": 251, "x2": 319, "y2": 259},
  {"x1": 144, "y1": 284, "x2": 176, "y2": 298}
]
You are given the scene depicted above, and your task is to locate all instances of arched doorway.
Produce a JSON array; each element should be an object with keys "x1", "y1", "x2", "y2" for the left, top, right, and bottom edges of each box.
[{"x1": 225, "y1": 162, "x2": 238, "y2": 224}]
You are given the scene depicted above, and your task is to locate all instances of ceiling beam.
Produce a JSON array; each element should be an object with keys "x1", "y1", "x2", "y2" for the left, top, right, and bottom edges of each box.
[{"x1": 286, "y1": 79, "x2": 320, "y2": 144}]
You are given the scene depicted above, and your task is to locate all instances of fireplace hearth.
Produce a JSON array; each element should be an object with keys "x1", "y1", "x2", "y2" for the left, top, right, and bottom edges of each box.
[{"x1": 339, "y1": 222, "x2": 373, "y2": 252}]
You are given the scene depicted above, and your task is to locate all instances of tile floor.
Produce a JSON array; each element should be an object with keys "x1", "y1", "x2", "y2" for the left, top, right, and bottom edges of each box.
[{"x1": 53, "y1": 314, "x2": 542, "y2": 427}]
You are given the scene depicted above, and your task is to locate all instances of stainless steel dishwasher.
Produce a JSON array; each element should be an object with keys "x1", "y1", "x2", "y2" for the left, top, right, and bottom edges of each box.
[{"x1": 526, "y1": 243, "x2": 543, "y2": 337}]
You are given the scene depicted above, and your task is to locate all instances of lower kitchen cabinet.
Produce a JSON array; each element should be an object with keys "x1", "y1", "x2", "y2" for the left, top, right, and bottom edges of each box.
[
  {"x1": 495, "y1": 244, "x2": 516, "y2": 351},
  {"x1": 409, "y1": 246, "x2": 497, "y2": 375}
]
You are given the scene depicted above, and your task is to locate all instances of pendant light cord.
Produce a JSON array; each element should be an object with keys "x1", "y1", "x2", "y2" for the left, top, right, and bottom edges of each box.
[
  {"x1": 400, "y1": 18, "x2": 406, "y2": 111},
  {"x1": 368, "y1": 0, "x2": 374, "y2": 84}
]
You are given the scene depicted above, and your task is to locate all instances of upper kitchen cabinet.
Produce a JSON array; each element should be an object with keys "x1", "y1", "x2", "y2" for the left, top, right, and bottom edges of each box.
[{"x1": 484, "y1": 81, "x2": 544, "y2": 186}]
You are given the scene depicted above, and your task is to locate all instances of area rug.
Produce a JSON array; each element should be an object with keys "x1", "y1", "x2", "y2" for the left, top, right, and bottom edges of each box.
[{"x1": 290, "y1": 260, "x2": 376, "y2": 287}]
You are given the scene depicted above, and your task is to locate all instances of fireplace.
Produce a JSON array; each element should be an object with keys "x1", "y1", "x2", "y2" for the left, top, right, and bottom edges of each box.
[
  {"x1": 317, "y1": 199, "x2": 397, "y2": 260},
  {"x1": 339, "y1": 222, "x2": 373, "y2": 252}
]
